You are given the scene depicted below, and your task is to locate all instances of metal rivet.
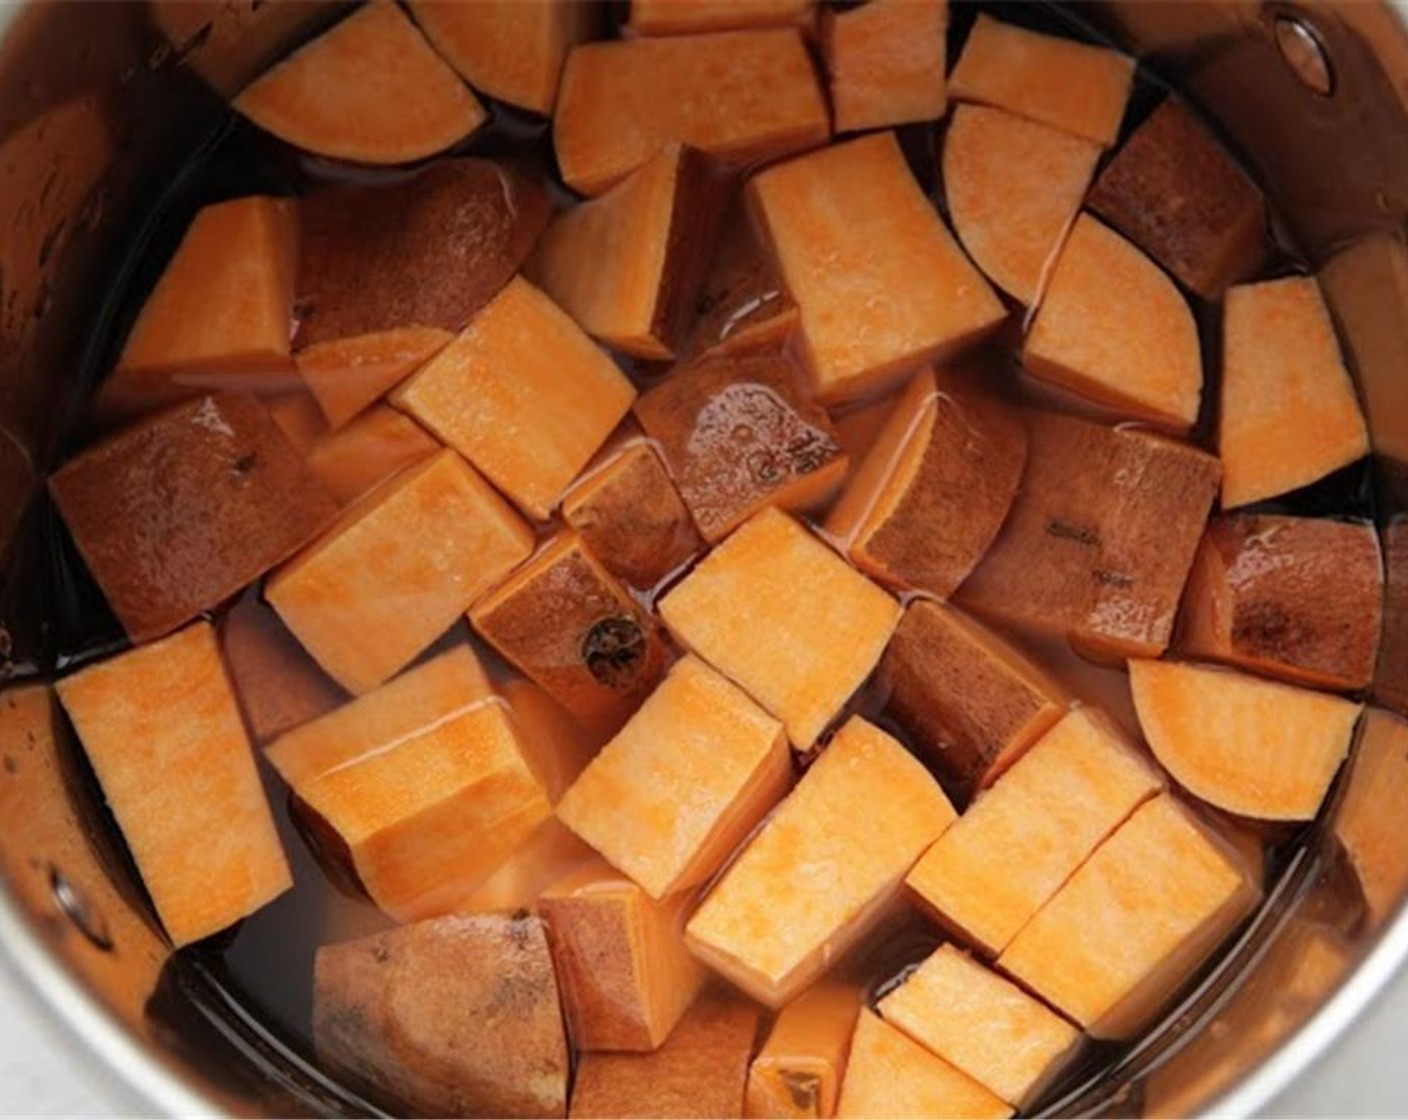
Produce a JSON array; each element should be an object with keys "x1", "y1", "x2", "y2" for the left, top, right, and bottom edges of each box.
[
  {"x1": 49, "y1": 867, "x2": 113, "y2": 951},
  {"x1": 1274, "y1": 13, "x2": 1335, "y2": 96}
]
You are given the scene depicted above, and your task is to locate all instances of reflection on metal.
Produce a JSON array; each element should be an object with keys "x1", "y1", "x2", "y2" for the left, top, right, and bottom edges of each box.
[{"x1": 1274, "y1": 12, "x2": 1336, "y2": 96}]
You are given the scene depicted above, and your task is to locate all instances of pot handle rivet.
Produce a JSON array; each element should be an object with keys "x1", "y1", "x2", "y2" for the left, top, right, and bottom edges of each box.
[
  {"x1": 49, "y1": 866, "x2": 113, "y2": 952},
  {"x1": 1273, "y1": 12, "x2": 1335, "y2": 97}
]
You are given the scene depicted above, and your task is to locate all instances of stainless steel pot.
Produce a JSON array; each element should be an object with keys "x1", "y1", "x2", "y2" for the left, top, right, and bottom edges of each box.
[{"x1": 1, "y1": 2, "x2": 1406, "y2": 1115}]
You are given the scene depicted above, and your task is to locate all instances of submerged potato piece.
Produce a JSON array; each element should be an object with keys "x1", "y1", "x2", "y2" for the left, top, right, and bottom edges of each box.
[
  {"x1": 234, "y1": 1, "x2": 484, "y2": 164},
  {"x1": 999, "y1": 795, "x2": 1260, "y2": 1038},
  {"x1": 1335, "y1": 707, "x2": 1408, "y2": 925},
  {"x1": 948, "y1": 14, "x2": 1133, "y2": 147},
  {"x1": 55, "y1": 622, "x2": 291, "y2": 946},
  {"x1": 502, "y1": 677, "x2": 605, "y2": 805},
  {"x1": 1130, "y1": 659, "x2": 1361, "y2": 822},
  {"x1": 50, "y1": 393, "x2": 338, "y2": 644},
  {"x1": 746, "y1": 983, "x2": 863, "y2": 1120},
  {"x1": 821, "y1": 0, "x2": 948, "y2": 133},
  {"x1": 635, "y1": 353, "x2": 847, "y2": 543},
  {"x1": 944, "y1": 104, "x2": 1101, "y2": 305},
  {"x1": 268, "y1": 391, "x2": 328, "y2": 454},
  {"x1": 687, "y1": 717, "x2": 955, "y2": 1007},
  {"x1": 314, "y1": 912, "x2": 568, "y2": 1118},
  {"x1": 393, "y1": 277, "x2": 636, "y2": 520},
  {"x1": 660, "y1": 508, "x2": 901, "y2": 748},
  {"x1": 304, "y1": 404, "x2": 440, "y2": 507},
  {"x1": 267, "y1": 448, "x2": 534, "y2": 694},
  {"x1": 297, "y1": 327, "x2": 452, "y2": 429},
  {"x1": 1220, "y1": 276, "x2": 1370, "y2": 509},
  {"x1": 630, "y1": 0, "x2": 813, "y2": 36},
  {"x1": 557, "y1": 656, "x2": 791, "y2": 900},
  {"x1": 457, "y1": 817, "x2": 597, "y2": 913},
  {"x1": 750, "y1": 131, "x2": 1005, "y2": 404}
]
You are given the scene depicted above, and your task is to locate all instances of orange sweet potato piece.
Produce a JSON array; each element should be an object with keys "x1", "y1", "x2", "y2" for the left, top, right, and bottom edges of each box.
[
  {"x1": 557, "y1": 655, "x2": 791, "y2": 900},
  {"x1": 297, "y1": 327, "x2": 451, "y2": 429},
  {"x1": 554, "y1": 29, "x2": 830, "y2": 196},
  {"x1": 829, "y1": 393, "x2": 899, "y2": 465},
  {"x1": 233, "y1": 1, "x2": 485, "y2": 164},
  {"x1": 1334, "y1": 707, "x2": 1408, "y2": 925},
  {"x1": 1220, "y1": 276, "x2": 1370, "y2": 509},
  {"x1": 629, "y1": 0, "x2": 813, "y2": 36},
  {"x1": 304, "y1": 404, "x2": 440, "y2": 507},
  {"x1": 746, "y1": 983, "x2": 863, "y2": 1120},
  {"x1": 267, "y1": 390, "x2": 329, "y2": 454},
  {"x1": 55, "y1": 622, "x2": 291, "y2": 946},
  {"x1": 503, "y1": 677, "x2": 606, "y2": 805},
  {"x1": 456, "y1": 817, "x2": 597, "y2": 913},
  {"x1": 821, "y1": 0, "x2": 948, "y2": 133},
  {"x1": 749, "y1": 131, "x2": 1005, "y2": 404}
]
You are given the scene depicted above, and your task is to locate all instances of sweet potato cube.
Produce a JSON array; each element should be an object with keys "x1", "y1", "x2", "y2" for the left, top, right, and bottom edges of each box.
[
  {"x1": 556, "y1": 655, "x2": 791, "y2": 900},
  {"x1": 821, "y1": 0, "x2": 948, "y2": 133},
  {"x1": 457, "y1": 817, "x2": 597, "y2": 913},
  {"x1": 304, "y1": 404, "x2": 440, "y2": 507},
  {"x1": 948, "y1": 15, "x2": 1133, "y2": 147},
  {"x1": 570, "y1": 989, "x2": 762, "y2": 1119},
  {"x1": 554, "y1": 29, "x2": 829, "y2": 196},
  {"x1": 687, "y1": 717, "x2": 955, "y2": 1007},
  {"x1": 634, "y1": 353, "x2": 847, "y2": 543},
  {"x1": 1130, "y1": 659, "x2": 1361, "y2": 822},
  {"x1": 629, "y1": 0, "x2": 813, "y2": 36},
  {"x1": 746, "y1": 983, "x2": 863, "y2": 1120},
  {"x1": 830, "y1": 393, "x2": 899, "y2": 465},
  {"x1": 233, "y1": 1, "x2": 485, "y2": 165},
  {"x1": 540, "y1": 858, "x2": 709, "y2": 1051},
  {"x1": 906, "y1": 707, "x2": 1162, "y2": 954},
  {"x1": 50, "y1": 393, "x2": 338, "y2": 644},
  {"x1": 55, "y1": 622, "x2": 291, "y2": 946},
  {"x1": 1180, "y1": 514, "x2": 1382, "y2": 691},
  {"x1": 314, "y1": 912, "x2": 568, "y2": 1118},
  {"x1": 878, "y1": 945, "x2": 1080, "y2": 1108},
  {"x1": 503, "y1": 677, "x2": 606, "y2": 805},
  {"x1": 297, "y1": 327, "x2": 451, "y2": 429},
  {"x1": 749, "y1": 131, "x2": 1005, "y2": 404},
  {"x1": 659, "y1": 508, "x2": 901, "y2": 747},
  {"x1": 1220, "y1": 276, "x2": 1370, "y2": 509},
  {"x1": 267, "y1": 646, "x2": 552, "y2": 921},
  {"x1": 1334, "y1": 707, "x2": 1408, "y2": 925},
  {"x1": 268, "y1": 391, "x2": 328, "y2": 455},
  {"x1": 824, "y1": 366, "x2": 1028, "y2": 600},
  {"x1": 944, "y1": 104, "x2": 1101, "y2": 306},
  {"x1": 998, "y1": 795, "x2": 1260, "y2": 1038},
  {"x1": 837, "y1": 1010, "x2": 1012, "y2": 1120},
  {"x1": 267, "y1": 448, "x2": 534, "y2": 694}
]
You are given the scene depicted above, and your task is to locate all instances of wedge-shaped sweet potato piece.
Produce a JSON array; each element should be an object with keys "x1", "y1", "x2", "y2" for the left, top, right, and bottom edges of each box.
[
  {"x1": 1335, "y1": 707, "x2": 1408, "y2": 925},
  {"x1": 1180, "y1": 514, "x2": 1382, "y2": 691},
  {"x1": 1130, "y1": 659, "x2": 1361, "y2": 822},
  {"x1": 746, "y1": 983, "x2": 863, "y2": 1120},
  {"x1": 660, "y1": 508, "x2": 901, "y2": 747},
  {"x1": 297, "y1": 327, "x2": 451, "y2": 430},
  {"x1": 555, "y1": 29, "x2": 829, "y2": 196},
  {"x1": 688, "y1": 716, "x2": 955, "y2": 1007},
  {"x1": 750, "y1": 131, "x2": 1005, "y2": 404},
  {"x1": 944, "y1": 104, "x2": 1101, "y2": 306},
  {"x1": 56, "y1": 622, "x2": 291, "y2": 946},
  {"x1": 268, "y1": 390, "x2": 328, "y2": 454},
  {"x1": 830, "y1": 393, "x2": 899, "y2": 465},
  {"x1": 267, "y1": 448, "x2": 534, "y2": 694},
  {"x1": 503, "y1": 677, "x2": 605, "y2": 805},
  {"x1": 1023, "y1": 215, "x2": 1202, "y2": 430},
  {"x1": 233, "y1": 1, "x2": 485, "y2": 164},
  {"x1": 878, "y1": 944, "x2": 1080, "y2": 1109},
  {"x1": 949, "y1": 15, "x2": 1133, "y2": 147},
  {"x1": 304, "y1": 404, "x2": 440, "y2": 507},
  {"x1": 635, "y1": 353, "x2": 847, "y2": 543},
  {"x1": 457, "y1": 817, "x2": 597, "y2": 913},
  {"x1": 837, "y1": 1010, "x2": 1012, "y2": 1120},
  {"x1": 541, "y1": 858, "x2": 709, "y2": 1051},
  {"x1": 557, "y1": 655, "x2": 791, "y2": 899},
  {"x1": 50, "y1": 393, "x2": 338, "y2": 644},
  {"x1": 824, "y1": 366, "x2": 1027, "y2": 600},
  {"x1": 629, "y1": 0, "x2": 813, "y2": 36},
  {"x1": 999, "y1": 795, "x2": 1260, "y2": 1038},
  {"x1": 1220, "y1": 276, "x2": 1370, "y2": 509},
  {"x1": 821, "y1": 0, "x2": 947, "y2": 133},
  {"x1": 314, "y1": 912, "x2": 568, "y2": 1118},
  {"x1": 907, "y1": 707, "x2": 1162, "y2": 954}
]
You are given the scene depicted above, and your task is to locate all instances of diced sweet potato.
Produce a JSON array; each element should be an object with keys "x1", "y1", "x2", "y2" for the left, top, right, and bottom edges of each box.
[
  {"x1": 878, "y1": 944, "x2": 1080, "y2": 1108},
  {"x1": 393, "y1": 277, "x2": 636, "y2": 520},
  {"x1": 456, "y1": 817, "x2": 597, "y2": 913},
  {"x1": 749, "y1": 131, "x2": 1005, "y2": 404},
  {"x1": 688, "y1": 716, "x2": 955, "y2": 1007},
  {"x1": 530, "y1": 144, "x2": 723, "y2": 360},
  {"x1": 1220, "y1": 276, "x2": 1370, "y2": 509},
  {"x1": 1129, "y1": 659, "x2": 1361, "y2": 822},
  {"x1": 555, "y1": 29, "x2": 830, "y2": 196},
  {"x1": 948, "y1": 15, "x2": 1133, "y2": 147},
  {"x1": 659, "y1": 508, "x2": 901, "y2": 748},
  {"x1": 267, "y1": 646, "x2": 552, "y2": 920},
  {"x1": 267, "y1": 448, "x2": 534, "y2": 694},
  {"x1": 907, "y1": 707, "x2": 1162, "y2": 954},
  {"x1": 503, "y1": 677, "x2": 605, "y2": 805},
  {"x1": 746, "y1": 983, "x2": 863, "y2": 1120},
  {"x1": 837, "y1": 1010, "x2": 1012, "y2": 1120},
  {"x1": 297, "y1": 327, "x2": 452, "y2": 429},
  {"x1": 1334, "y1": 707, "x2": 1408, "y2": 925},
  {"x1": 1380, "y1": 519, "x2": 1408, "y2": 717},
  {"x1": 944, "y1": 104, "x2": 1101, "y2": 306},
  {"x1": 629, "y1": 0, "x2": 813, "y2": 36},
  {"x1": 233, "y1": 1, "x2": 486, "y2": 164},
  {"x1": 540, "y1": 858, "x2": 709, "y2": 1051},
  {"x1": 55, "y1": 622, "x2": 291, "y2": 946},
  {"x1": 821, "y1": 0, "x2": 947, "y2": 133},
  {"x1": 1179, "y1": 514, "x2": 1382, "y2": 691},
  {"x1": 470, "y1": 533, "x2": 669, "y2": 734},
  {"x1": 570, "y1": 989, "x2": 762, "y2": 1119},
  {"x1": 957, "y1": 410, "x2": 1221, "y2": 660},
  {"x1": 314, "y1": 912, "x2": 568, "y2": 1118},
  {"x1": 824, "y1": 366, "x2": 1028, "y2": 600},
  {"x1": 50, "y1": 393, "x2": 338, "y2": 644},
  {"x1": 998, "y1": 795, "x2": 1260, "y2": 1038},
  {"x1": 557, "y1": 655, "x2": 791, "y2": 900},
  {"x1": 304, "y1": 404, "x2": 440, "y2": 507},
  {"x1": 635, "y1": 353, "x2": 847, "y2": 543},
  {"x1": 267, "y1": 390, "x2": 329, "y2": 454},
  {"x1": 829, "y1": 393, "x2": 900, "y2": 465}
]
